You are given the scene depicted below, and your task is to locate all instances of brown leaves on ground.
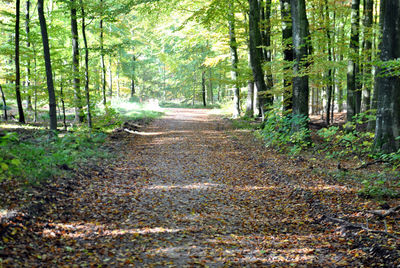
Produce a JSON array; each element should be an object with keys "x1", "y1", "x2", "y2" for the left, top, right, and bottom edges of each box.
[{"x1": 1, "y1": 108, "x2": 399, "y2": 267}]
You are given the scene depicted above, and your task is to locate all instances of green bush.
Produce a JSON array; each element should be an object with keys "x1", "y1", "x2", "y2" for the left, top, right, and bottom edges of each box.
[
  {"x1": 358, "y1": 175, "x2": 400, "y2": 199},
  {"x1": 260, "y1": 111, "x2": 311, "y2": 155},
  {"x1": 0, "y1": 131, "x2": 109, "y2": 184}
]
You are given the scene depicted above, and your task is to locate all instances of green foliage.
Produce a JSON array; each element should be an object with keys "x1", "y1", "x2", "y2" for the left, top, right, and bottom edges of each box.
[
  {"x1": 358, "y1": 174, "x2": 400, "y2": 199},
  {"x1": 317, "y1": 114, "x2": 375, "y2": 159},
  {"x1": 0, "y1": 131, "x2": 109, "y2": 184},
  {"x1": 260, "y1": 112, "x2": 311, "y2": 155}
]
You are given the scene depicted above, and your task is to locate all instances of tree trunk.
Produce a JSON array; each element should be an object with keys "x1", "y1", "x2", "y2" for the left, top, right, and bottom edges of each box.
[
  {"x1": 346, "y1": 0, "x2": 360, "y2": 122},
  {"x1": 281, "y1": 0, "x2": 294, "y2": 113},
  {"x1": 108, "y1": 58, "x2": 112, "y2": 98},
  {"x1": 362, "y1": 0, "x2": 373, "y2": 112},
  {"x1": 70, "y1": 0, "x2": 83, "y2": 123},
  {"x1": 15, "y1": 0, "x2": 25, "y2": 123},
  {"x1": 248, "y1": 0, "x2": 269, "y2": 120},
  {"x1": 373, "y1": 0, "x2": 400, "y2": 152},
  {"x1": 202, "y1": 70, "x2": 206, "y2": 107},
  {"x1": 260, "y1": 0, "x2": 274, "y2": 107},
  {"x1": 324, "y1": 1, "x2": 333, "y2": 126},
  {"x1": 246, "y1": 81, "x2": 254, "y2": 117},
  {"x1": 100, "y1": 4, "x2": 106, "y2": 105},
  {"x1": 80, "y1": 0, "x2": 92, "y2": 128},
  {"x1": 25, "y1": 0, "x2": 33, "y2": 111},
  {"x1": 228, "y1": 4, "x2": 240, "y2": 118},
  {"x1": 0, "y1": 85, "x2": 7, "y2": 121},
  {"x1": 291, "y1": 0, "x2": 310, "y2": 128},
  {"x1": 208, "y1": 68, "x2": 213, "y2": 104},
  {"x1": 130, "y1": 55, "x2": 136, "y2": 99},
  {"x1": 38, "y1": 0, "x2": 57, "y2": 130}
]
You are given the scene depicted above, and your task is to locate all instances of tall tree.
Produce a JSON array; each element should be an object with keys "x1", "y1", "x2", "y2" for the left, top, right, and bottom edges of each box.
[
  {"x1": 346, "y1": 0, "x2": 361, "y2": 122},
  {"x1": 15, "y1": 0, "x2": 25, "y2": 123},
  {"x1": 260, "y1": 0, "x2": 274, "y2": 106},
  {"x1": 373, "y1": 0, "x2": 400, "y2": 152},
  {"x1": 25, "y1": 0, "x2": 33, "y2": 111},
  {"x1": 324, "y1": 0, "x2": 334, "y2": 125},
  {"x1": 100, "y1": 0, "x2": 107, "y2": 105},
  {"x1": 38, "y1": 0, "x2": 57, "y2": 130},
  {"x1": 291, "y1": 0, "x2": 310, "y2": 128},
  {"x1": 280, "y1": 0, "x2": 293, "y2": 112},
  {"x1": 71, "y1": 0, "x2": 83, "y2": 122},
  {"x1": 0, "y1": 85, "x2": 7, "y2": 121},
  {"x1": 228, "y1": 3, "x2": 240, "y2": 118},
  {"x1": 80, "y1": 0, "x2": 92, "y2": 128},
  {"x1": 248, "y1": 0, "x2": 269, "y2": 120},
  {"x1": 362, "y1": 0, "x2": 373, "y2": 112},
  {"x1": 202, "y1": 70, "x2": 206, "y2": 107}
]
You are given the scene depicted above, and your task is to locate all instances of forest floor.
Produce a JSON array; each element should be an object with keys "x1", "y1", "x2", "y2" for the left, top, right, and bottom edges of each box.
[{"x1": 1, "y1": 108, "x2": 400, "y2": 267}]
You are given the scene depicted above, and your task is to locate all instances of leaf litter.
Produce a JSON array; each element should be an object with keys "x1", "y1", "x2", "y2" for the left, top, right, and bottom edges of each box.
[{"x1": 0, "y1": 108, "x2": 399, "y2": 267}]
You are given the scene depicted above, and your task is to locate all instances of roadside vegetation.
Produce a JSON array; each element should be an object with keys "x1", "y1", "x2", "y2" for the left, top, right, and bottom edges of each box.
[{"x1": 231, "y1": 109, "x2": 400, "y2": 200}]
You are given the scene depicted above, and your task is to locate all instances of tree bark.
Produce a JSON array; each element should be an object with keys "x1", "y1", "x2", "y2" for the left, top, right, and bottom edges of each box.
[
  {"x1": 130, "y1": 55, "x2": 136, "y2": 99},
  {"x1": 25, "y1": 0, "x2": 33, "y2": 111},
  {"x1": 108, "y1": 57, "x2": 113, "y2": 97},
  {"x1": 228, "y1": 4, "x2": 240, "y2": 118},
  {"x1": 100, "y1": 1, "x2": 106, "y2": 105},
  {"x1": 362, "y1": 0, "x2": 373, "y2": 112},
  {"x1": 70, "y1": 0, "x2": 83, "y2": 122},
  {"x1": 324, "y1": 0, "x2": 333, "y2": 126},
  {"x1": 373, "y1": 0, "x2": 400, "y2": 152},
  {"x1": 0, "y1": 85, "x2": 7, "y2": 121},
  {"x1": 15, "y1": 0, "x2": 25, "y2": 123},
  {"x1": 248, "y1": 0, "x2": 269, "y2": 120},
  {"x1": 38, "y1": 0, "x2": 57, "y2": 131},
  {"x1": 80, "y1": 0, "x2": 92, "y2": 128},
  {"x1": 281, "y1": 0, "x2": 294, "y2": 113},
  {"x1": 346, "y1": 0, "x2": 360, "y2": 122},
  {"x1": 202, "y1": 70, "x2": 206, "y2": 107},
  {"x1": 260, "y1": 0, "x2": 274, "y2": 107},
  {"x1": 291, "y1": 0, "x2": 310, "y2": 128}
]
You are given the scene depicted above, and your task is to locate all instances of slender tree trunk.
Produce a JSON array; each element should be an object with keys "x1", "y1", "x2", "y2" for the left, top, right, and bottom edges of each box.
[
  {"x1": 346, "y1": 0, "x2": 360, "y2": 122},
  {"x1": 373, "y1": 0, "x2": 400, "y2": 152},
  {"x1": 202, "y1": 70, "x2": 206, "y2": 107},
  {"x1": 80, "y1": 0, "x2": 92, "y2": 128},
  {"x1": 117, "y1": 60, "x2": 120, "y2": 98},
  {"x1": 362, "y1": 0, "x2": 373, "y2": 112},
  {"x1": 291, "y1": 0, "x2": 310, "y2": 128},
  {"x1": 100, "y1": 4, "x2": 106, "y2": 105},
  {"x1": 70, "y1": 0, "x2": 83, "y2": 122},
  {"x1": 0, "y1": 85, "x2": 7, "y2": 121},
  {"x1": 38, "y1": 0, "x2": 57, "y2": 130},
  {"x1": 324, "y1": 1, "x2": 333, "y2": 126},
  {"x1": 25, "y1": 0, "x2": 33, "y2": 111},
  {"x1": 130, "y1": 55, "x2": 136, "y2": 99},
  {"x1": 108, "y1": 58, "x2": 112, "y2": 98},
  {"x1": 281, "y1": 0, "x2": 294, "y2": 113},
  {"x1": 60, "y1": 80, "x2": 67, "y2": 131},
  {"x1": 260, "y1": 0, "x2": 274, "y2": 106},
  {"x1": 208, "y1": 68, "x2": 213, "y2": 104},
  {"x1": 228, "y1": 4, "x2": 240, "y2": 118},
  {"x1": 33, "y1": 52, "x2": 37, "y2": 122},
  {"x1": 248, "y1": 0, "x2": 269, "y2": 120},
  {"x1": 15, "y1": 0, "x2": 25, "y2": 123}
]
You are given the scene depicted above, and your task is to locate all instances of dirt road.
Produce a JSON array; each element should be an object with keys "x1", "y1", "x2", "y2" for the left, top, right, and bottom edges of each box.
[{"x1": 2, "y1": 109, "x2": 398, "y2": 266}]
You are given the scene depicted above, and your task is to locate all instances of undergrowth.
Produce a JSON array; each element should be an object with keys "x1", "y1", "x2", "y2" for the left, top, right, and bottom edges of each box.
[
  {"x1": 233, "y1": 110, "x2": 400, "y2": 200},
  {"x1": 0, "y1": 100, "x2": 163, "y2": 185}
]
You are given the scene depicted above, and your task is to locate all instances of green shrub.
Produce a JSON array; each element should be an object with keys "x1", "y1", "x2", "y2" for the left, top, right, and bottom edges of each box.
[
  {"x1": 358, "y1": 175, "x2": 400, "y2": 199},
  {"x1": 260, "y1": 111, "x2": 311, "y2": 154}
]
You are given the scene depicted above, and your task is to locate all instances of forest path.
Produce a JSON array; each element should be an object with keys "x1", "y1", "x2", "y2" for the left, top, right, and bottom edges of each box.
[{"x1": 3, "y1": 108, "x2": 394, "y2": 266}]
